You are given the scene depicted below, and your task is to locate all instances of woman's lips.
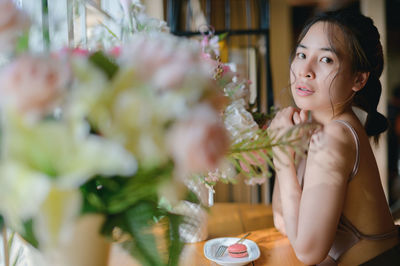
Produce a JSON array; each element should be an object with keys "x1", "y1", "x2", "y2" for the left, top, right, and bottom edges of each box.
[{"x1": 295, "y1": 86, "x2": 314, "y2": 96}]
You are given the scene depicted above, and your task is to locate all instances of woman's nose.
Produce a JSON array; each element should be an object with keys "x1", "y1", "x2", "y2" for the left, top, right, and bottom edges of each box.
[{"x1": 298, "y1": 61, "x2": 315, "y2": 79}]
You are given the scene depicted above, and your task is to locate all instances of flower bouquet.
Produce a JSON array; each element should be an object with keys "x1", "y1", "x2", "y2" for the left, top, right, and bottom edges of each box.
[{"x1": 0, "y1": 1, "x2": 230, "y2": 265}]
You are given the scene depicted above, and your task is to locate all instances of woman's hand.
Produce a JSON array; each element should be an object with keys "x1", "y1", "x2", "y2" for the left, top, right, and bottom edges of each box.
[{"x1": 268, "y1": 107, "x2": 308, "y2": 164}]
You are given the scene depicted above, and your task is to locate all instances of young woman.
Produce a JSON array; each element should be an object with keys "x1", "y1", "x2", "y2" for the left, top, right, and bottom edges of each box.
[{"x1": 270, "y1": 10, "x2": 400, "y2": 265}]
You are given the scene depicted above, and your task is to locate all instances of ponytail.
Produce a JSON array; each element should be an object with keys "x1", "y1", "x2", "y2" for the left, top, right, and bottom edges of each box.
[{"x1": 353, "y1": 74, "x2": 388, "y2": 142}]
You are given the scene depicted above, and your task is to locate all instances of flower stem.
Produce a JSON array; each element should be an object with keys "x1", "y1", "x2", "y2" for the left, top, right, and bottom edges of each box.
[
  {"x1": 41, "y1": 0, "x2": 50, "y2": 50},
  {"x1": 2, "y1": 227, "x2": 9, "y2": 266},
  {"x1": 229, "y1": 138, "x2": 304, "y2": 154}
]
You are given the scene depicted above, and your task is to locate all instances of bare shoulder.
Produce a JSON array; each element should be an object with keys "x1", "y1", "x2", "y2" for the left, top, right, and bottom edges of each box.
[
  {"x1": 312, "y1": 120, "x2": 357, "y2": 152},
  {"x1": 307, "y1": 120, "x2": 357, "y2": 182}
]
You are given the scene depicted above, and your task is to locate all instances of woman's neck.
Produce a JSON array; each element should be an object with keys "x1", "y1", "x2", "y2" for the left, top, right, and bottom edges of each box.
[{"x1": 310, "y1": 106, "x2": 355, "y2": 125}]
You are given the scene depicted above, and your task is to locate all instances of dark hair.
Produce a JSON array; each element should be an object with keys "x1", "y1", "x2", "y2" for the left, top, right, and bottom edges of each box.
[{"x1": 290, "y1": 10, "x2": 388, "y2": 143}]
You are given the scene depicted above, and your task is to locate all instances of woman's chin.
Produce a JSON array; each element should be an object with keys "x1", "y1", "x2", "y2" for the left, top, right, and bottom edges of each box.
[{"x1": 293, "y1": 101, "x2": 313, "y2": 111}]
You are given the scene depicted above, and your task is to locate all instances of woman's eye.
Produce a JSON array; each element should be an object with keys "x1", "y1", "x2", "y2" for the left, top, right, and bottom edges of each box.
[
  {"x1": 321, "y1": 57, "x2": 333, "y2": 63},
  {"x1": 297, "y1": 53, "x2": 306, "y2": 59}
]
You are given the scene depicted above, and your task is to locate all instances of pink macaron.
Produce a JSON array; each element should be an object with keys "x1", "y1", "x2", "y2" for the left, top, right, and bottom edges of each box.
[{"x1": 227, "y1": 243, "x2": 248, "y2": 258}]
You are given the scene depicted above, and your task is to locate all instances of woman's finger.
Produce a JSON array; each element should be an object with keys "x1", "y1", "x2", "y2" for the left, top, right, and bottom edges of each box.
[
  {"x1": 299, "y1": 109, "x2": 308, "y2": 123},
  {"x1": 293, "y1": 111, "x2": 301, "y2": 125}
]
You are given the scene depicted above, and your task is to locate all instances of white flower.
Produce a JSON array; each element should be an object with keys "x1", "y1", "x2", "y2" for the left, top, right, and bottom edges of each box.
[
  {"x1": 201, "y1": 35, "x2": 220, "y2": 57},
  {"x1": 119, "y1": 0, "x2": 145, "y2": 16},
  {"x1": 224, "y1": 79, "x2": 251, "y2": 103},
  {"x1": 206, "y1": 160, "x2": 237, "y2": 183},
  {"x1": 244, "y1": 176, "x2": 268, "y2": 186},
  {"x1": 224, "y1": 99, "x2": 259, "y2": 144},
  {"x1": 67, "y1": 57, "x2": 109, "y2": 123},
  {"x1": 135, "y1": 13, "x2": 170, "y2": 33},
  {"x1": 2, "y1": 114, "x2": 138, "y2": 189},
  {"x1": 34, "y1": 187, "x2": 82, "y2": 249},
  {"x1": 0, "y1": 162, "x2": 51, "y2": 232}
]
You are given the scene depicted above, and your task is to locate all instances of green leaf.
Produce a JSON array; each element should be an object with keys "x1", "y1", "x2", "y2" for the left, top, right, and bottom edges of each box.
[
  {"x1": 80, "y1": 162, "x2": 174, "y2": 226},
  {"x1": 251, "y1": 111, "x2": 272, "y2": 128},
  {"x1": 218, "y1": 32, "x2": 229, "y2": 41},
  {"x1": 15, "y1": 33, "x2": 30, "y2": 55},
  {"x1": 106, "y1": 163, "x2": 174, "y2": 214},
  {"x1": 166, "y1": 214, "x2": 184, "y2": 266},
  {"x1": 0, "y1": 215, "x2": 4, "y2": 231},
  {"x1": 99, "y1": 22, "x2": 120, "y2": 40},
  {"x1": 101, "y1": 203, "x2": 185, "y2": 266},
  {"x1": 7, "y1": 231, "x2": 15, "y2": 254},
  {"x1": 224, "y1": 121, "x2": 321, "y2": 181},
  {"x1": 123, "y1": 202, "x2": 164, "y2": 266},
  {"x1": 89, "y1": 51, "x2": 119, "y2": 80},
  {"x1": 82, "y1": 163, "x2": 179, "y2": 265},
  {"x1": 80, "y1": 176, "x2": 124, "y2": 214},
  {"x1": 21, "y1": 219, "x2": 39, "y2": 248},
  {"x1": 185, "y1": 189, "x2": 200, "y2": 205},
  {"x1": 100, "y1": 213, "x2": 128, "y2": 238}
]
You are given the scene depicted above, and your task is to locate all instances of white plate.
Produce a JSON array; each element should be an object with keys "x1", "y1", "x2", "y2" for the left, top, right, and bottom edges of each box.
[{"x1": 203, "y1": 237, "x2": 260, "y2": 266}]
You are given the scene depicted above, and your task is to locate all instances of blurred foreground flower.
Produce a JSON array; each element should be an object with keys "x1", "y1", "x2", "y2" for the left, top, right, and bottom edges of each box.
[
  {"x1": 0, "y1": 0, "x2": 29, "y2": 54},
  {"x1": 0, "y1": 2, "x2": 229, "y2": 265},
  {"x1": 0, "y1": 55, "x2": 70, "y2": 120},
  {"x1": 168, "y1": 104, "x2": 229, "y2": 176}
]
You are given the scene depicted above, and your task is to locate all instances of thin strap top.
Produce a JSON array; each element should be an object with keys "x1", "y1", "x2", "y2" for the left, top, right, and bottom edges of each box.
[
  {"x1": 298, "y1": 120, "x2": 360, "y2": 188},
  {"x1": 333, "y1": 120, "x2": 360, "y2": 181},
  {"x1": 324, "y1": 120, "x2": 399, "y2": 264}
]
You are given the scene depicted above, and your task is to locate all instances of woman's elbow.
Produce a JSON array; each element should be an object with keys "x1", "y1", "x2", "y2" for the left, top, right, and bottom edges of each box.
[
  {"x1": 295, "y1": 252, "x2": 327, "y2": 265},
  {"x1": 273, "y1": 214, "x2": 286, "y2": 235},
  {"x1": 293, "y1": 243, "x2": 328, "y2": 265}
]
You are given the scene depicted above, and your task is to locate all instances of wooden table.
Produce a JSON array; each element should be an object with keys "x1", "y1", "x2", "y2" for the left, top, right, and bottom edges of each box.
[
  {"x1": 109, "y1": 203, "x2": 304, "y2": 265},
  {"x1": 109, "y1": 227, "x2": 305, "y2": 266},
  {"x1": 207, "y1": 203, "x2": 275, "y2": 239},
  {"x1": 179, "y1": 228, "x2": 305, "y2": 266}
]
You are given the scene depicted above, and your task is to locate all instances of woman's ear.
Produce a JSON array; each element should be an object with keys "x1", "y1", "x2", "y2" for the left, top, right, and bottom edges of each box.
[{"x1": 352, "y1": 72, "x2": 370, "y2": 92}]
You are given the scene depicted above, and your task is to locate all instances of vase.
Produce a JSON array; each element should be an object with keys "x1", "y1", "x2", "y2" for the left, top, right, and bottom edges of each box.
[
  {"x1": 176, "y1": 180, "x2": 210, "y2": 243},
  {"x1": 40, "y1": 214, "x2": 110, "y2": 266}
]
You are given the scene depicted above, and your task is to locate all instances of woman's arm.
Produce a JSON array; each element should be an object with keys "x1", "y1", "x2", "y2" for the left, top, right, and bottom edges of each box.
[
  {"x1": 269, "y1": 107, "x2": 305, "y2": 239},
  {"x1": 272, "y1": 178, "x2": 286, "y2": 235},
  {"x1": 273, "y1": 147, "x2": 302, "y2": 245},
  {"x1": 271, "y1": 107, "x2": 307, "y2": 236},
  {"x1": 277, "y1": 122, "x2": 355, "y2": 265}
]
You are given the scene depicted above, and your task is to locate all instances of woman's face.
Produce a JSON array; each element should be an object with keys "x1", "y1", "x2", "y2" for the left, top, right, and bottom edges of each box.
[{"x1": 290, "y1": 22, "x2": 356, "y2": 117}]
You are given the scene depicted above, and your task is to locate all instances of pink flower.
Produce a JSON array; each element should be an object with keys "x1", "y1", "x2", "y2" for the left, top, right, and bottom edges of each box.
[
  {"x1": 120, "y1": 35, "x2": 205, "y2": 92},
  {"x1": 109, "y1": 46, "x2": 122, "y2": 57},
  {"x1": 67, "y1": 47, "x2": 90, "y2": 57},
  {"x1": 152, "y1": 52, "x2": 194, "y2": 91},
  {"x1": 56, "y1": 47, "x2": 90, "y2": 58},
  {"x1": 200, "y1": 52, "x2": 217, "y2": 67},
  {"x1": 167, "y1": 105, "x2": 229, "y2": 175},
  {"x1": 0, "y1": 55, "x2": 70, "y2": 118},
  {"x1": 201, "y1": 35, "x2": 220, "y2": 56},
  {"x1": 238, "y1": 150, "x2": 268, "y2": 173},
  {"x1": 200, "y1": 53, "x2": 234, "y2": 81},
  {"x1": 205, "y1": 172, "x2": 220, "y2": 183},
  {"x1": 0, "y1": 0, "x2": 29, "y2": 54}
]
